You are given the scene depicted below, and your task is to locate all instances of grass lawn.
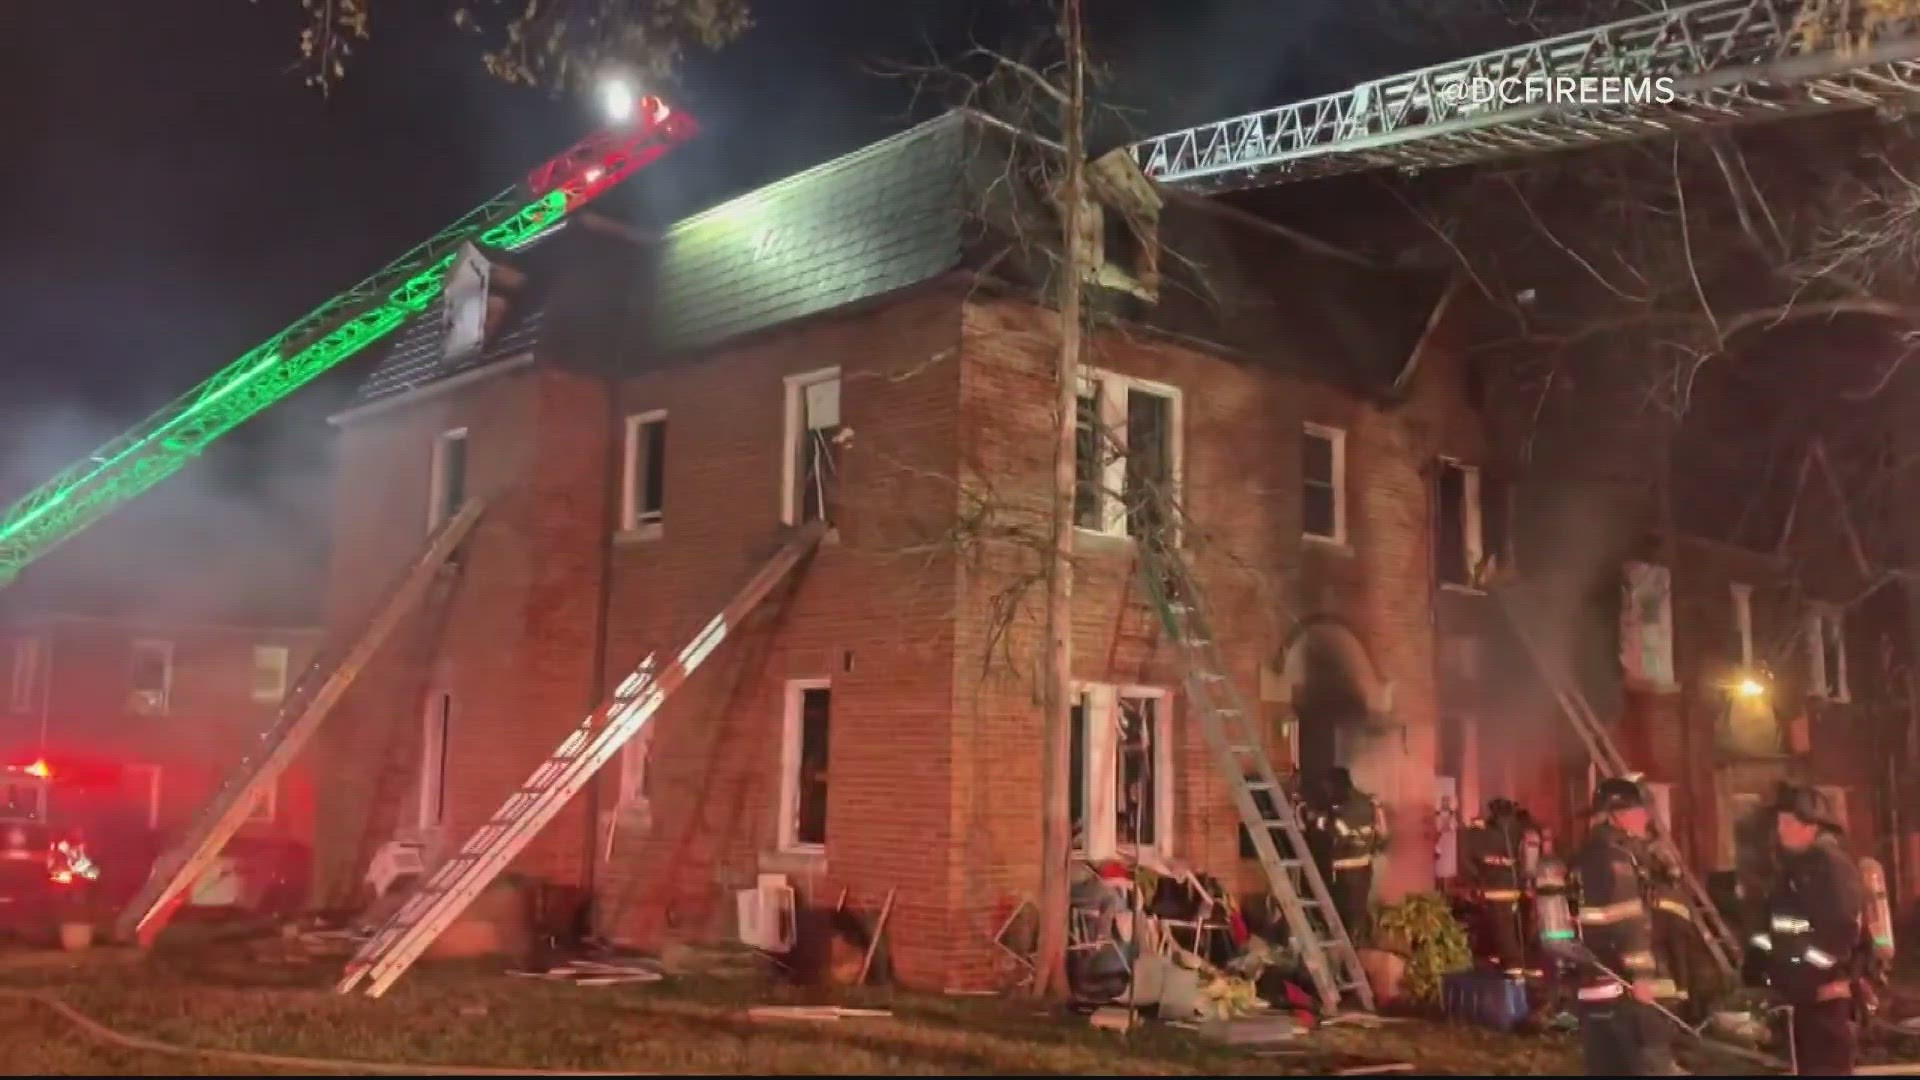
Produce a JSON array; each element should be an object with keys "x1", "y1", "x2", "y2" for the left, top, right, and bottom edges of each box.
[{"x1": 0, "y1": 935, "x2": 1625, "y2": 1075}]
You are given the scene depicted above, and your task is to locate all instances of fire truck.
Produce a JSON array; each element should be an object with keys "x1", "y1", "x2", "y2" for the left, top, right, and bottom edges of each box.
[{"x1": 0, "y1": 758, "x2": 306, "y2": 936}]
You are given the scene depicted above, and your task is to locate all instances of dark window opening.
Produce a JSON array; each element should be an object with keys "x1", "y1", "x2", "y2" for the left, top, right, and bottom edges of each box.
[
  {"x1": 1124, "y1": 390, "x2": 1173, "y2": 539},
  {"x1": 795, "y1": 687, "x2": 832, "y2": 846},
  {"x1": 436, "y1": 433, "x2": 468, "y2": 527},
  {"x1": 1303, "y1": 430, "x2": 1338, "y2": 539},
  {"x1": 1069, "y1": 695, "x2": 1087, "y2": 850},
  {"x1": 1436, "y1": 462, "x2": 1469, "y2": 586},
  {"x1": 1074, "y1": 385, "x2": 1104, "y2": 530},
  {"x1": 1117, "y1": 696, "x2": 1158, "y2": 848},
  {"x1": 629, "y1": 416, "x2": 666, "y2": 526}
]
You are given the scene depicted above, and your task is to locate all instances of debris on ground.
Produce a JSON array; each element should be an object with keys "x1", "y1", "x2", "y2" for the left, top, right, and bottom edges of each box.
[
  {"x1": 745, "y1": 1005, "x2": 893, "y2": 1022},
  {"x1": 505, "y1": 958, "x2": 664, "y2": 986}
]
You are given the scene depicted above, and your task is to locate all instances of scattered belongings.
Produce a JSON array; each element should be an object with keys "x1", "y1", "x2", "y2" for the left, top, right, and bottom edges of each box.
[
  {"x1": 745, "y1": 1005, "x2": 892, "y2": 1023},
  {"x1": 1199, "y1": 1013, "x2": 1304, "y2": 1045}
]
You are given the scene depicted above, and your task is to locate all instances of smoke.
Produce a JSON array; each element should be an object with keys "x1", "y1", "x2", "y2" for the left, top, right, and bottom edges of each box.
[{"x1": 0, "y1": 393, "x2": 335, "y2": 628}]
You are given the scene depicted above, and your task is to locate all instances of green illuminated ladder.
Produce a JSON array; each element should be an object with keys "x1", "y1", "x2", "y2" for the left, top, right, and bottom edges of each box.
[
  {"x1": 338, "y1": 521, "x2": 827, "y2": 998},
  {"x1": 0, "y1": 103, "x2": 694, "y2": 586},
  {"x1": 1134, "y1": 517, "x2": 1374, "y2": 1013},
  {"x1": 1494, "y1": 590, "x2": 1739, "y2": 979},
  {"x1": 116, "y1": 500, "x2": 485, "y2": 946}
]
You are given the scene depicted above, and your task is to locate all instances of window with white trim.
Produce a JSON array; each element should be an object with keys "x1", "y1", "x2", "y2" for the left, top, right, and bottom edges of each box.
[
  {"x1": 128, "y1": 640, "x2": 173, "y2": 716},
  {"x1": 778, "y1": 680, "x2": 832, "y2": 851},
  {"x1": 428, "y1": 428, "x2": 469, "y2": 531},
  {"x1": 441, "y1": 247, "x2": 490, "y2": 360},
  {"x1": 1303, "y1": 423, "x2": 1346, "y2": 544},
  {"x1": 621, "y1": 411, "x2": 667, "y2": 535},
  {"x1": 1073, "y1": 370, "x2": 1181, "y2": 539},
  {"x1": 251, "y1": 645, "x2": 289, "y2": 705},
  {"x1": 1436, "y1": 459, "x2": 1483, "y2": 588},
  {"x1": 1069, "y1": 684, "x2": 1174, "y2": 859},
  {"x1": 5, "y1": 640, "x2": 43, "y2": 714},
  {"x1": 782, "y1": 370, "x2": 842, "y2": 526},
  {"x1": 1731, "y1": 583, "x2": 1754, "y2": 668},
  {"x1": 1808, "y1": 603, "x2": 1849, "y2": 702}
]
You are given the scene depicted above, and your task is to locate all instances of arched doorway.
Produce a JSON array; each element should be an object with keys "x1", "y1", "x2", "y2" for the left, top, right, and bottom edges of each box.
[{"x1": 1267, "y1": 618, "x2": 1393, "y2": 793}]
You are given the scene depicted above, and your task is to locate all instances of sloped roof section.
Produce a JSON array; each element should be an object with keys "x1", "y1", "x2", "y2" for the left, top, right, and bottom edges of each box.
[{"x1": 648, "y1": 111, "x2": 971, "y2": 354}]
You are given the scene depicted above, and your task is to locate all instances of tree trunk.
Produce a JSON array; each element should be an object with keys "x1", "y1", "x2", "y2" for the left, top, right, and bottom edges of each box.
[{"x1": 1032, "y1": 0, "x2": 1087, "y2": 1000}]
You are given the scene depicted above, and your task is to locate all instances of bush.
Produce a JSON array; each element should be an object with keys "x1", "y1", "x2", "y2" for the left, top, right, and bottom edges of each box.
[{"x1": 1371, "y1": 892, "x2": 1472, "y2": 1004}]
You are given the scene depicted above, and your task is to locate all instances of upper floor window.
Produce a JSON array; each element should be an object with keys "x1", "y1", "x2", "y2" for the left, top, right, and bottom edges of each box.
[
  {"x1": 5, "y1": 640, "x2": 43, "y2": 714},
  {"x1": 621, "y1": 411, "x2": 667, "y2": 536},
  {"x1": 252, "y1": 646, "x2": 290, "y2": 706},
  {"x1": 1435, "y1": 459, "x2": 1483, "y2": 589},
  {"x1": 441, "y1": 247, "x2": 490, "y2": 359},
  {"x1": 783, "y1": 369, "x2": 842, "y2": 526},
  {"x1": 128, "y1": 639, "x2": 173, "y2": 717},
  {"x1": 428, "y1": 428, "x2": 469, "y2": 531},
  {"x1": 1731, "y1": 583, "x2": 1755, "y2": 669},
  {"x1": 1302, "y1": 423, "x2": 1347, "y2": 545},
  {"x1": 1807, "y1": 603, "x2": 1849, "y2": 703},
  {"x1": 1074, "y1": 370, "x2": 1181, "y2": 540}
]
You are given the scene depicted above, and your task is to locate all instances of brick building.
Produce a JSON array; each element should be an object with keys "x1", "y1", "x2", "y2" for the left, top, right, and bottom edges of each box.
[{"x1": 314, "y1": 110, "x2": 1516, "y2": 986}]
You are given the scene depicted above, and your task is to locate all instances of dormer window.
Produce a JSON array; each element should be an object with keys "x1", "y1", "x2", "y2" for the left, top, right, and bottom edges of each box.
[
  {"x1": 442, "y1": 245, "x2": 492, "y2": 360},
  {"x1": 1085, "y1": 148, "x2": 1163, "y2": 302}
]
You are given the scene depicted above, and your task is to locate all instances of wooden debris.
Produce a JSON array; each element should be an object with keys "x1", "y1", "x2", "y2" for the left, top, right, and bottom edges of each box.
[
  {"x1": 746, "y1": 1005, "x2": 892, "y2": 1022},
  {"x1": 1335, "y1": 1064, "x2": 1414, "y2": 1076}
]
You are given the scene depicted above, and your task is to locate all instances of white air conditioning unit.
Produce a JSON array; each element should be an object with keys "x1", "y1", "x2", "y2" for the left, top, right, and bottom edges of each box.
[
  {"x1": 365, "y1": 840, "x2": 428, "y2": 899},
  {"x1": 736, "y1": 873, "x2": 797, "y2": 954}
]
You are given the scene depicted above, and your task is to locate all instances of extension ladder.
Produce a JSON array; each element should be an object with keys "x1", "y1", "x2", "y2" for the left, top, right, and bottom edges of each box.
[
  {"x1": 116, "y1": 499, "x2": 486, "y2": 946},
  {"x1": 1135, "y1": 525, "x2": 1374, "y2": 1013},
  {"x1": 337, "y1": 520, "x2": 826, "y2": 998},
  {"x1": 1495, "y1": 590, "x2": 1740, "y2": 978}
]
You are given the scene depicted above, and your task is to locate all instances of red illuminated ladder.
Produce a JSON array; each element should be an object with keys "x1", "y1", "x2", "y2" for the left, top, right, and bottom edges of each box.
[
  {"x1": 115, "y1": 500, "x2": 486, "y2": 946},
  {"x1": 337, "y1": 520, "x2": 827, "y2": 998}
]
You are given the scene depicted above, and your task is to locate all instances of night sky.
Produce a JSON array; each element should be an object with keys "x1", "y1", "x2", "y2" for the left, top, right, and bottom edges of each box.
[{"x1": 0, "y1": 0, "x2": 1445, "y2": 614}]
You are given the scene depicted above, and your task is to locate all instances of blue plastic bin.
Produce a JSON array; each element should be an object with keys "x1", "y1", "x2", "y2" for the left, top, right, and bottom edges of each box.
[{"x1": 1442, "y1": 971, "x2": 1530, "y2": 1031}]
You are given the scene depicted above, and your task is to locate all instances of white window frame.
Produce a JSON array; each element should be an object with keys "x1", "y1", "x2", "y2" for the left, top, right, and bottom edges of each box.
[
  {"x1": 781, "y1": 368, "x2": 842, "y2": 527},
  {"x1": 419, "y1": 691, "x2": 452, "y2": 830},
  {"x1": 251, "y1": 645, "x2": 290, "y2": 706},
  {"x1": 441, "y1": 248, "x2": 490, "y2": 360},
  {"x1": 128, "y1": 639, "x2": 174, "y2": 716},
  {"x1": 1073, "y1": 368, "x2": 1184, "y2": 542},
  {"x1": 1303, "y1": 422, "x2": 1348, "y2": 547},
  {"x1": 777, "y1": 678, "x2": 833, "y2": 854},
  {"x1": 6, "y1": 639, "x2": 43, "y2": 714},
  {"x1": 1731, "y1": 583, "x2": 1755, "y2": 668},
  {"x1": 245, "y1": 783, "x2": 278, "y2": 825},
  {"x1": 1072, "y1": 682, "x2": 1176, "y2": 861},
  {"x1": 1436, "y1": 457, "x2": 1484, "y2": 590},
  {"x1": 620, "y1": 410, "x2": 668, "y2": 538},
  {"x1": 427, "y1": 428, "x2": 470, "y2": 531},
  {"x1": 1807, "y1": 602, "x2": 1850, "y2": 703}
]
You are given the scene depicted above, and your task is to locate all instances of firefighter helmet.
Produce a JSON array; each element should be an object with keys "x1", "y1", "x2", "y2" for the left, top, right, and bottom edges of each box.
[
  {"x1": 1769, "y1": 783, "x2": 1843, "y2": 832},
  {"x1": 1591, "y1": 776, "x2": 1648, "y2": 813}
]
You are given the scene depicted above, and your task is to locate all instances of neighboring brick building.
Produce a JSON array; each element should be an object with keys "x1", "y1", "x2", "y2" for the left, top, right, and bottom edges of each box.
[{"x1": 315, "y1": 109, "x2": 1514, "y2": 987}]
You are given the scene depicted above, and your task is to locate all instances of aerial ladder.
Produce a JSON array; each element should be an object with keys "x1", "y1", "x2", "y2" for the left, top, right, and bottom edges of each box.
[
  {"x1": 0, "y1": 97, "x2": 695, "y2": 587},
  {"x1": 1134, "y1": 0, "x2": 1920, "y2": 192}
]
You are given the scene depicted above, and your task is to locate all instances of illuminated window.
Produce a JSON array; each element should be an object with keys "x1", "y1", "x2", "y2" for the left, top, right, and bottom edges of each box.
[{"x1": 782, "y1": 369, "x2": 841, "y2": 526}]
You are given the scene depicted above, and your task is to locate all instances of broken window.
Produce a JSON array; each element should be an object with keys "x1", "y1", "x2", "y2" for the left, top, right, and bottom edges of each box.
[
  {"x1": 251, "y1": 645, "x2": 289, "y2": 705},
  {"x1": 128, "y1": 640, "x2": 173, "y2": 716},
  {"x1": 1808, "y1": 604, "x2": 1848, "y2": 702},
  {"x1": 1071, "y1": 684, "x2": 1172, "y2": 858},
  {"x1": 781, "y1": 682, "x2": 832, "y2": 850},
  {"x1": 785, "y1": 370, "x2": 841, "y2": 526},
  {"x1": 5, "y1": 640, "x2": 42, "y2": 714},
  {"x1": 1435, "y1": 459, "x2": 1482, "y2": 588},
  {"x1": 429, "y1": 429, "x2": 468, "y2": 531},
  {"x1": 1303, "y1": 424, "x2": 1345, "y2": 544},
  {"x1": 441, "y1": 248, "x2": 490, "y2": 359},
  {"x1": 622, "y1": 411, "x2": 667, "y2": 534},
  {"x1": 1074, "y1": 370, "x2": 1181, "y2": 540}
]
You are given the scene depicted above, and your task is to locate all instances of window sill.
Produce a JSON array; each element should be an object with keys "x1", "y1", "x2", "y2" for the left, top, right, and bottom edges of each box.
[
  {"x1": 1438, "y1": 582, "x2": 1485, "y2": 596},
  {"x1": 762, "y1": 847, "x2": 827, "y2": 875},
  {"x1": 1302, "y1": 534, "x2": 1352, "y2": 556},
  {"x1": 614, "y1": 522, "x2": 664, "y2": 545}
]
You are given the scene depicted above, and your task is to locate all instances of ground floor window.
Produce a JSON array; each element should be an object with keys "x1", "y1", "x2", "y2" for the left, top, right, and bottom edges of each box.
[
  {"x1": 1070, "y1": 684, "x2": 1173, "y2": 860},
  {"x1": 779, "y1": 680, "x2": 832, "y2": 852}
]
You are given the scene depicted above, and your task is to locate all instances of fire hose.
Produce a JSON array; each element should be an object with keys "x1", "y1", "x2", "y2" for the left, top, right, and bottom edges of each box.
[{"x1": 1555, "y1": 942, "x2": 1787, "y2": 1071}]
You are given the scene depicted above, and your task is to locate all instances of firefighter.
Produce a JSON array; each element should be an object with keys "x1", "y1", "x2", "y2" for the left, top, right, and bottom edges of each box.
[
  {"x1": 1755, "y1": 783, "x2": 1865, "y2": 1076},
  {"x1": 1462, "y1": 798, "x2": 1529, "y2": 977},
  {"x1": 1306, "y1": 767, "x2": 1386, "y2": 943},
  {"x1": 1572, "y1": 776, "x2": 1680, "y2": 1076}
]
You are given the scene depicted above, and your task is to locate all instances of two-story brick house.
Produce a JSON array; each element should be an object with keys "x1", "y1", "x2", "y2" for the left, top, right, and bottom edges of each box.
[{"x1": 316, "y1": 109, "x2": 1513, "y2": 987}]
